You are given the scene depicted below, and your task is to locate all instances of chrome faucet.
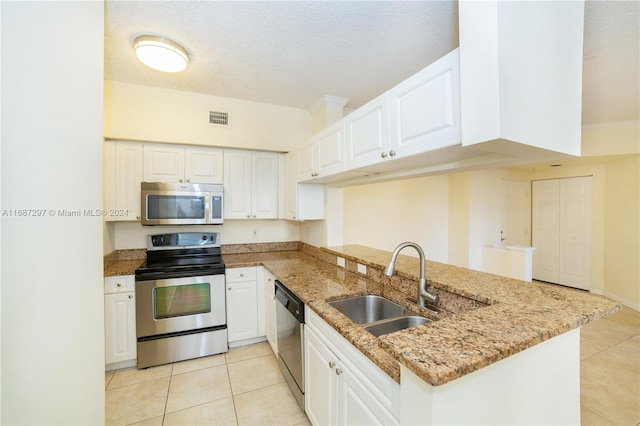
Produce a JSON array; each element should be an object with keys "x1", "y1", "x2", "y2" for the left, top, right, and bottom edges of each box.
[{"x1": 384, "y1": 242, "x2": 439, "y2": 307}]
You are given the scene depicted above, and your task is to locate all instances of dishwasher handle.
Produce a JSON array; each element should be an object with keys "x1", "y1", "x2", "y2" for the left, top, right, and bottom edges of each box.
[{"x1": 275, "y1": 280, "x2": 304, "y2": 323}]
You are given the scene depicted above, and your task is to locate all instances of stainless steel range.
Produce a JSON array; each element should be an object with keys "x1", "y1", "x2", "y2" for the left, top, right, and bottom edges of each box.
[{"x1": 135, "y1": 232, "x2": 227, "y2": 369}]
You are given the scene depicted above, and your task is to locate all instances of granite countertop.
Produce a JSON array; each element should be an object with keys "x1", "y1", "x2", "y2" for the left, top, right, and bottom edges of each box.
[
  {"x1": 225, "y1": 245, "x2": 620, "y2": 387},
  {"x1": 104, "y1": 244, "x2": 620, "y2": 387}
]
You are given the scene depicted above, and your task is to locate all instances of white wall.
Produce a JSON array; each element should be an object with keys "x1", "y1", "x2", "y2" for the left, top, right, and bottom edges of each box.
[
  {"x1": 104, "y1": 81, "x2": 311, "y2": 152},
  {"x1": 109, "y1": 220, "x2": 300, "y2": 250},
  {"x1": 1, "y1": 2, "x2": 105, "y2": 424}
]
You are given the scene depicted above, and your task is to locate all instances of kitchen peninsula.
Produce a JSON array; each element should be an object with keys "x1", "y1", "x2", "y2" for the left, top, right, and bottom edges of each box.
[{"x1": 223, "y1": 243, "x2": 619, "y2": 425}]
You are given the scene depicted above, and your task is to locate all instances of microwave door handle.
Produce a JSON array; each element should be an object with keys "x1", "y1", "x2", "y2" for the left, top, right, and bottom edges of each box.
[{"x1": 204, "y1": 192, "x2": 211, "y2": 224}]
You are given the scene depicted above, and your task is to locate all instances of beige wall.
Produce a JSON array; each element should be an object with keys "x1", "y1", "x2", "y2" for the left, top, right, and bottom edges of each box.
[
  {"x1": 339, "y1": 156, "x2": 639, "y2": 309},
  {"x1": 104, "y1": 80, "x2": 311, "y2": 152},
  {"x1": 343, "y1": 175, "x2": 450, "y2": 262},
  {"x1": 603, "y1": 156, "x2": 640, "y2": 308}
]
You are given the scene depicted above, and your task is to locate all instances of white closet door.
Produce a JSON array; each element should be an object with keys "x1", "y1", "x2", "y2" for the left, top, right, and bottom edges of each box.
[
  {"x1": 532, "y1": 177, "x2": 592, "y2": 290},
  {"x1": 532, "y1": 180, "x2": 560, "y2": 283},
  {"x1": 558, "y1": 177, "x2": 592, "y2": 290}
]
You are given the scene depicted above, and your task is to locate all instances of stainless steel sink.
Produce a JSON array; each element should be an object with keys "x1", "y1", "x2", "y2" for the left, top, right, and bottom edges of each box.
[
  {"x1": 364, "y1": 316, "x2": 431, "y2": 337},
  {"x1": 328, "y1": 295, "x2": 408, "y2": 324},
  {"x1": 328, "y1": 294, "x2": 432, "y2": 336}
]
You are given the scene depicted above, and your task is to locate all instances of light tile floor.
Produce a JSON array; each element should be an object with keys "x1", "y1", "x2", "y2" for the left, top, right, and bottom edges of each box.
[
  {"x1": 580, "y1": 306, "x2": 640, "y2": 426},
  {"x1": 106, "y1": 307, "x2": 640, "y2": 426},
  {"x1": 105, "y1": 342, "x2": 310, "y2": 426}
]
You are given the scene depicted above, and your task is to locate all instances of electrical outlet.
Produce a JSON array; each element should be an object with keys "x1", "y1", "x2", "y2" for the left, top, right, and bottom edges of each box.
[
  {"x1": 337, "y1": 257, "x2": 345, "y2": 267},
  {"x1": 357, "y1": 263, "x2": 367, "y2": 275},
  {"x1": 252, "y1": 229, "x2": 257, "y2": 238}
]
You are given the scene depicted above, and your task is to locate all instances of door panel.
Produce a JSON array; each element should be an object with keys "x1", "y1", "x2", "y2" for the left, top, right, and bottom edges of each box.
[
  {"x1": 532, "y1": 177, "x2": 592, "y2": 290},
  {"x1": 558, "y1": 177, "x2": 592, "y2": 290},
  {"x1": 532, "y1": 180, "x2": 560, "y2": 283}
]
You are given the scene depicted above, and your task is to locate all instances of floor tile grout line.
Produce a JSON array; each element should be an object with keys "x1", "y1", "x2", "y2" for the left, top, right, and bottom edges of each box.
[
  {"x1": 225, "y1": 357, "x2": 241, "y2": 426},
  {"x1": 160, "y1": 364, "x2": 174, "y2": 425}
]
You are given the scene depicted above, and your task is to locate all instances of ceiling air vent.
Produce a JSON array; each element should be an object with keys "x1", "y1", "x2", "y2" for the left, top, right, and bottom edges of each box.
[{"x1": 209, "y1": 110, "x2": 230, "y2": 127}]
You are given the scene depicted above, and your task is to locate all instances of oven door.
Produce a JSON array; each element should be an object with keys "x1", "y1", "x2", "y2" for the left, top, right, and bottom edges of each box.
[{"x1": 136, "y1": 274, "x2": 225, "y2": 338}]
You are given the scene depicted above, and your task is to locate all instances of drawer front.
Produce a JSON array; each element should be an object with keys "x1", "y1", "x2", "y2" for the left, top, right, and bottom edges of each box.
[
  {"x1": 104, "y1": 275, "x2": 135, "y2": 294},
  {"x1": 226, "y1": 266, "x2": 257, "y2": 283}
]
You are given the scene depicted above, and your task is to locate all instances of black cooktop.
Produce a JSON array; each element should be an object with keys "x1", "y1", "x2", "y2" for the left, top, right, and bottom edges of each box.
[{"x1": 135, "y1": 232, "x2": 225, "y2": 281}]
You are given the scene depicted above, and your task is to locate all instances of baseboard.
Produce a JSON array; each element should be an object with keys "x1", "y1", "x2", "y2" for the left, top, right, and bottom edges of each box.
[
  {"x1": 228, "y1": 335, "x2": 267, "y2": 348},
  {"x1": 590, "y1": 289, "x2": 640, "y2": 312},
  {"x1": 106, "y1": 359, "x2": 137, "y2": 372}
]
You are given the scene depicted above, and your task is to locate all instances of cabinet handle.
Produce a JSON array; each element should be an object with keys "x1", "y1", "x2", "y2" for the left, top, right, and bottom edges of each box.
[
  {"x1": 116, "y1": 282, "x2": 122, "y2": 287},
  {"x1": 136, "y1": 216, "x2": 141, "y2": 220},
  {"x1": 186, "y1": 178, "x2": 190, "y2": 182},
  {"x1": 335, "y1": 368, "x2": 343, "y2": 376},
  {"x1": 380, "y1": 152, "x2": 387, "y2": 158},
  {"x1": 228, "y1": 287, "x2": 232, "y2": 291},
  {"x1": 268, "y1": 278, "x2": 272, "y2": 282},
  {"x1": 252, "y1": 215, "x2": 256, "y2": 219},
  {"x1": 128, "y1": 294, "x2": 133, "y2": 299},
  {"x1": 328, "y1": 361, "x2": 335, "y2": 368},
  {"x1": 240, "y1": 273, "x2": 244, "y2": 277},
  {"x1": 389, "y1": 150, "x2": 396, "y2": 157},
  {"x1": 179, "y1": 178, "x2": 184, "y2": 182},
  {"x1": 247, "y1": 214, "x2": 251, "y2": 219}
]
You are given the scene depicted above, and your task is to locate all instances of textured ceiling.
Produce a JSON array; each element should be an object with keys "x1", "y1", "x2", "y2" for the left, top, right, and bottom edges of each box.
[{"x1": 104, "y1": 1, "x2": 639, "y2": 125}]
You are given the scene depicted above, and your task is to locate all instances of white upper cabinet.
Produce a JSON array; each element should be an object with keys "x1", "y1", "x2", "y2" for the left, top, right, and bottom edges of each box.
[
  {"x1": 284, "y1": 152, "x2": 325, "y2": 221},
  {"x1": 389, "y1": 49, "x2": 461, "y2": 158},
  {"x1": 344, "y1": 49, "x2": 462, "y2": 174},
  {"x1": 184, "y1": 147, "x2": 224, "y2": 184},
  {"x1": 143, "y1": 143, "x2": 223, "y2": 184},
  {"x1": 298, "y1": 121, "x2": 347, "y2": 182},
  {"x1": 104, "y1": 141, "x2": 143, "y2": 221},
  {"x1": 224, "y1": 149, "x2": 279, "y2": 219},
  {"x1": 344, "y1": 92, "x2": 391, "y2": 171},
  {"x1": 459, "y1": 1, "x2": 584, "y2": 156}
]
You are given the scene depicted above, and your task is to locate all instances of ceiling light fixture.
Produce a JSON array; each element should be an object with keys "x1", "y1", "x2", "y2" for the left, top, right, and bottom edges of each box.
[{"x1": 134, "y1": 35, "x2": 189, "y2": 73}]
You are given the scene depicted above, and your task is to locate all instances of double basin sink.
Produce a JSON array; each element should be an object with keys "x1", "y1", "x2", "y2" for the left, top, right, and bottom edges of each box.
[{"x1": 328, "y1": 295, "x2": 431, "y2": 337}]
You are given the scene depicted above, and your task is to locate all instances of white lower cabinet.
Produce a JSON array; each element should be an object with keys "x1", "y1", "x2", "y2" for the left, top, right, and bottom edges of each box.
[
  {"x1": 226, "y1": 266, "x2": 266, "y2": 346},
  {"x1": 104, "y1": 275, "x2": 136, "y2": 367},
  {"x1": 305, "y1": 307, "x2": 399, "y2": 426},
  {"x1": 264, "y1": 269, "x2": 278, "y2": 354}
]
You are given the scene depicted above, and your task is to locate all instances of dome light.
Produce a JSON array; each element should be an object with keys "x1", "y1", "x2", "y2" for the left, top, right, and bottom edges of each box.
[{"x1": 134, "y1": 35, "x2": 189, "y2": 73}]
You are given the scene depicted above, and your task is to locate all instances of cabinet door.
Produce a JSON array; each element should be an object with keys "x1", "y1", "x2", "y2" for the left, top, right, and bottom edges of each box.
[
  {"x1": 105, "y1": 292, "x2": 137, "y2": 364},
  {"x1": 345, "y1": 92, "x2": 391, "y2": 170},
  {"x1": 224, "y1": 149, "x2": 252, "y2": 219},
  {"x1": 264, "y1": 270, "x2": 277, "y2": 354},
  {"x1": 226, "y1": 281, "x2": 258, "y2": 342},
  {"x1": 305, "y1": 326, "x2": 339, "y2": 426},
  {"x1": 316, "y1": 123, "x2": 346, "y2": 177},
  {"x1": 338, "y1": 366, "x2": 398, "y2": 426},
  {"x1": 297, "y1": 143, "x2": 316, "y2": 182},
  {"x1": 143, "y1": 144, "x2": 185, "y2": 183},
  {"x1": 389, "y1": 49, "x2": 461, "y2": 158},
  {"x1": 283, "y1": 152, "x2": 298, "y2": 220},
  {"x1": 113, "y1": 142, "x2": 143, "y2": 221},
  {"x1": 251, "y1": 152, "x2": 279, "y2": 219},
  {"x1": 185, "y1": 147, "x2": 223, "y2": 184}
]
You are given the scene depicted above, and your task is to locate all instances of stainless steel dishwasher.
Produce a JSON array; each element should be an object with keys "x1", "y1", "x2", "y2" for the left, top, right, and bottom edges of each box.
[{"x1": 275, "y1": 279, "x2": 305, "y2": 411}]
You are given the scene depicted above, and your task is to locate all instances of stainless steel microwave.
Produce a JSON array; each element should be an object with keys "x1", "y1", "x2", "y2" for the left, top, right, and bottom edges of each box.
[{"x1": 141, "y1": 182, "x2": 223, "y2": 225}]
